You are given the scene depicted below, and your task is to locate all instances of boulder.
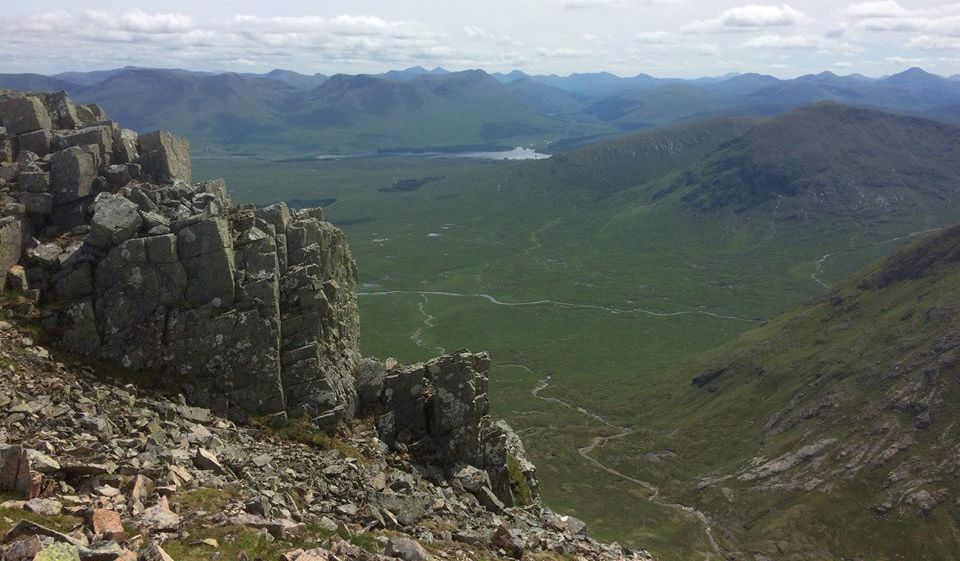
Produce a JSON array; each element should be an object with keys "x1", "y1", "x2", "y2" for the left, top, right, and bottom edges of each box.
[
  {"x1": 33, "y1": 543, "x2": 80, "y2": 561},
  {"x1": 37, "y1": 91, "x2": 81, "y2": 129},
  {"x1": 139, "y1": 497, "x2": 180, "y2": 532},
  {"x1": 89, "y1": 508, "x2": 125, "y2": 540},
  {"x1": 18, "y1": 192, "x2": 53, "y2": 216},
  {"x1": 17, "y1": 129, "x2": 52, "y2": 157},
  {"x1": 6, "y1": 265, "x2": 29, "y2": 291},
  {"x1": 112, "y1": 128, "x2": 139, "y2": 164},
  {"x1": 140, "y1": 544, "x2": 175, "y2": 561},
  {"x1": 0, "y1": 444, "x2": 30, "y2": 494},
  {"x1": 0, "y1": 97, "x2": 52, "y2": 135},
  {"x1": 50, "y1": 145, "x2": 100, "y2": 205},
  {"x1": 88, "y1": 193, "x2": 142, "y2": 247},
  {"x1": 0, "y1": 217, "x2": 25, "y2": 286},
  {"x1": 17, "y1": 171, "x2": 49, "y2": 193},
  {"x1": 24, "y1": 498, "x2": 63, "y2": 516},
  {"x1": 193, "y1": 448, "x2": 227, "y2": 475},
  {"x1": 138, "y1": 130, "x2": 191, "y2": 183},
  {"x1": 55, "y1": 125, "x2": 114, "y2": 165},
  {"x1": 384, "y1": 536, "x2": 434, "y2": 561},
  {"x1": 355, "y1": 359, "x2": 386, "y2": 413}
]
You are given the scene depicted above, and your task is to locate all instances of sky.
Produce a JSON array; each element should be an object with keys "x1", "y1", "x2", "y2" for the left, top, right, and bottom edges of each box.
[{"x1": 5, "y1": 0, "x2": 960, "y2": 78}]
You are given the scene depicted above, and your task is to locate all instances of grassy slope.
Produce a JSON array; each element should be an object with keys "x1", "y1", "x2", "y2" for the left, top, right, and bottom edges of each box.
[
  {"x1": 614, "y1": 226, "x2": 960, "y2": 560},
  {"x1": 195, "y1": 104, "x2": 960, "y2": 560}
]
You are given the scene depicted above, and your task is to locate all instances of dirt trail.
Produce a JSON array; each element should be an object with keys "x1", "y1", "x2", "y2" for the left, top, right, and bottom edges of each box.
[{"x1": 519, "y1": 369, "x2": 723, "y2": 559}]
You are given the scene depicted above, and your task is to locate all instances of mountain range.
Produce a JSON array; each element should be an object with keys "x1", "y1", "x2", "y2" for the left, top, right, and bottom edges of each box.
[{"x1": 1, "y1": 66, "x2": 959, "y2": 156}]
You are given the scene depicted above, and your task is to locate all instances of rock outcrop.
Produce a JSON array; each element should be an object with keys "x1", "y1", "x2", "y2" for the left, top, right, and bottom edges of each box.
[
  {"x1": 0, "y1": 89, "x2": 359, "y2": 425},
  {"x1": 358, "y1": 353, "x2": 540, "y2": 509}
]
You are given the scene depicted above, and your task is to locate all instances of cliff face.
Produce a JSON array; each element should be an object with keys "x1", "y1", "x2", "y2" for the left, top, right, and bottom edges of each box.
[{"x1": 0, "y1": 89, "x2": 360, "y2": 425}]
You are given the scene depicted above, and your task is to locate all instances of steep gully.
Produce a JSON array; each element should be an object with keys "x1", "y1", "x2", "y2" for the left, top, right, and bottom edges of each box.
[{"x1": 383, "y1": 292, "x2": 726, "y2": 558}]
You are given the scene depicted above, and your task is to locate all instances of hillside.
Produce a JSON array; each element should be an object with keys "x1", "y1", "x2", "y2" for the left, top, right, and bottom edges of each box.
[
  {"x1": 676, "y1": 103, "x2": 960, "y2": 216},
  {"x1": 620, "y1": 223, "x2": 960, "y2": 560}
]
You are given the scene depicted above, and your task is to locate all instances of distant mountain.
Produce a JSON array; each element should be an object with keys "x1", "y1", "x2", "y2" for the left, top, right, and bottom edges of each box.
[
  {"x1": 259, "y1": 69, "x2": 328, "y2": 89},
  {"x1": 493, "y1": 70, "x2": 530, "y2": 84},
  {"x1": 531, "y1": 72, "x2": 675, "y2": 95},
  {"x1": 3, "y1": 66, "x2": 960, "y2": 155},
  {"x1": 73, "y1": 68, "x2": 292, "y2": 148},
  {"x1": 678, "y1": 104, "x2": 960, "y2": 216},
  {"x1": 579, "y1": 84, "x2": 725, "y2": 127},
  {"x1": 0, "y1": 73, "x2": 77, "y2": 93},
  {"x1": 53, "y1": 68, "x2": 127, "y2": 86},
  {"x1": 504, "y1": 78, "x2": 591, "y2": 114}
]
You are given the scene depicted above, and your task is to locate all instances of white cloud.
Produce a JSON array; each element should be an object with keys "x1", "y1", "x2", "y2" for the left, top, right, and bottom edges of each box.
[
  {"x1": 682, "y1": 4, "x2": 811, "y2": 33},
  {"x1": 842, "y1": 1, "x2": 910, "y2": 19},
  {"x1": 564, "y1": 0, "x2": 680, "y2": 8},
  {"x1": 86, "y1": 10, "x2": 194, "y2": 34},
  {"x1": 843, "y1": 2, "x2": 960, "y2": 35},
  {"x1": 536, "y1": 47, "x2": 590, "y2": 58},
  {"x1": 634, "y1": 31, "x2": 672, "y2": 44},
  {"x1": 743, "y1": 33, "x2": 821, "y2": 49},
  {"x1": 565, "y1": 0, "x2": 626, "y2": 9},
  {"x1": 906, "y1": 34, "x2": 960, "y2": 50}
]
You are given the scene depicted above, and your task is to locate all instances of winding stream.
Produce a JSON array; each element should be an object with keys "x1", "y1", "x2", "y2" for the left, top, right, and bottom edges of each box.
[{"x1": 359, "y1": 290, "x2": 760, "y2": 323}]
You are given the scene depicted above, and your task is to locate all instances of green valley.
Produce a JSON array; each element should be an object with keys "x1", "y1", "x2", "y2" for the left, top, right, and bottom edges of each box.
[{"x1": 195, "y1": 104, "x2": 960, "y2": 560}]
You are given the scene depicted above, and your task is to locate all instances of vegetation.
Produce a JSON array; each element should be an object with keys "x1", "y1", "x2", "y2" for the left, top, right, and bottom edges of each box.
[
  {"x1": 250, "y1": 416, "x2": 366, "y2": 462},
  {"x1": 506, "y1": 456, "x2": 534, "y2": 508},
  {"x1": 193, "y1": 104, "x2": 960, "y2": 560}
]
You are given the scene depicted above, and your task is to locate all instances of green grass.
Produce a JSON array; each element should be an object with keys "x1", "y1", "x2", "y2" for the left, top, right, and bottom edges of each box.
[
  {"x1": 506, "y1": 456, "x2": 533, "y2": 507},
  {"x1": 193, "y1": 109, "x2": 960, "y2": 560},
  {"x1": 250, "y1": 417, "x2": 367, "y2": 462}
]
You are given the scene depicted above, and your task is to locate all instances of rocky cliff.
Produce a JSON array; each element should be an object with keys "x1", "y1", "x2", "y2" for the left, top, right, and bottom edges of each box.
[
  {"x1": 0, "y1": 90, "x2": 650, "y2": 560},
  {"x1": 0, "y1": 88, "x2": 360, "y2": 425}
]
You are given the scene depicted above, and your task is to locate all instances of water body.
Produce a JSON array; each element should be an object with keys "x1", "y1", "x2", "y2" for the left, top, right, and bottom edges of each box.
[{"x1": 312, "y1": 147, "x2": 550, "y2": 161}]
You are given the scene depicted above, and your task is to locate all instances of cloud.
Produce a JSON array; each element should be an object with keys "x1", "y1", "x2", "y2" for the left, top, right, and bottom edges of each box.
[
  {"x1": 906, "y1": 34, "x2": 960, "y2": 50},
  {"x1": 462, "y1": 25, "x2": 516, "y2": 44},
  {"x1": 536, "y1": 47, "x2": 590, "y2": 58},
  {"x1": 842, "y1": 2, "x2": 960, "y2": 35},
  {"x1": 634, "y1": 31, "x2": 673, "y2": 44},
  {"x1": 565, "y1": 0, "x2": 626, "y2": 9},
  {"x1": 842, "y1": 1, "x2": 910, "y2": 18},
  {"x1": 564, "y1": 0, "x2": 680, "y2": 8},
  {"x1": 743, "y1": 33, "x2": 821, "y2": 48},
  {"x1": 682, "y1": 4, "x2": 811, "y2": 33},
  {"x1": 86, "y1": 10, "x2": 195, "y2": 33}
]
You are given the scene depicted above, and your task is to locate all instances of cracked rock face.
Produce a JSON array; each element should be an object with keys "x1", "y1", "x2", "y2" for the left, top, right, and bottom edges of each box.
[{"x1": 0, "y1": 90, "x2": 360, "y2": 424}]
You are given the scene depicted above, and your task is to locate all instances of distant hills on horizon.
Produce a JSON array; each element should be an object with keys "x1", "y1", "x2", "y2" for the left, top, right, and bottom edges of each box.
[
  {"x1": 9, "y1": 63, "x2": 960, "y2": 89},
  {"x1": 2, "y1": 64, "x2": 959, "y2": 156}
]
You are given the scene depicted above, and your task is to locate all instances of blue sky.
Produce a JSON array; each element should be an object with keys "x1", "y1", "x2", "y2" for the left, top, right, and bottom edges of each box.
[{"x1": 5, "y1": 1, "x2": 960, "y2": 77}]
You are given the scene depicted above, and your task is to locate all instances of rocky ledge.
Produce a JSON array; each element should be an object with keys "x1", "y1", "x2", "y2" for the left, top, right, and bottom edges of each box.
[{"x1": 0, "y1": 321, "x2": 650, "y2": 560}]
